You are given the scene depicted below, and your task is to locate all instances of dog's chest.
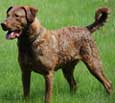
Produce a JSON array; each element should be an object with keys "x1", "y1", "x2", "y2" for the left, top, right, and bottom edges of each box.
[
  {"x1": 31, "y1": 35, "x2": 59, "y2": 69},
  {"x1": 18, "y1": 44, "x2": 49, "y2": 74},
  {"x1": 18, "y1": 35, "x2": 59, "y2": 73}
]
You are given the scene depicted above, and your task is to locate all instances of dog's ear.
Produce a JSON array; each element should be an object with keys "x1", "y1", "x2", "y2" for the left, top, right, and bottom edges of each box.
[
  {"x1": 22, "y1": 6, "x2": 38, "y2": 23},
  {"x1": 7, "y1": 6, "x2": 13, "y2": 13}
]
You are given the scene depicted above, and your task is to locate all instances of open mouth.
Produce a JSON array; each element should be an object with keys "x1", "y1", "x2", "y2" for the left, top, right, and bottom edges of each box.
[{"x1": 6, "y1": 30, "x2": 22, "y2": 39}]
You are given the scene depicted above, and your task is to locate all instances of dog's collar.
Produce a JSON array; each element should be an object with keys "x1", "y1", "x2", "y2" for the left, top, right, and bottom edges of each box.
[{"x1": 29, "y1": 27, "x2": 44, "y2": 43}]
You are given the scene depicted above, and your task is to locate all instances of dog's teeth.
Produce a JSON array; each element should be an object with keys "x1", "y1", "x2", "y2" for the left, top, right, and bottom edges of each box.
[
  {"x1": 11, "y1": 32, "x2": 14, "y2": 36},
  {"x1": 16, "y1": 33, "x2": 20, "y2": 36}
]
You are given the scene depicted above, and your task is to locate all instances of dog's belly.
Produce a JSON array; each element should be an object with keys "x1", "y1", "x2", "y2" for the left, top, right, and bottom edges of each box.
[{"x1": 31, "y1": 46, "x2": 81, "y2": 73}]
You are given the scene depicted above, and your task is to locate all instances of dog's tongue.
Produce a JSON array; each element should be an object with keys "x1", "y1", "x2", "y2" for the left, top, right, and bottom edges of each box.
[{"x1": 6, "y1": 31, "x2": 21, "y2": 39}]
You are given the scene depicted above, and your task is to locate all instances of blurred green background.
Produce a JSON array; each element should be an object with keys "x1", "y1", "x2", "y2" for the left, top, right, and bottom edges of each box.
[{"x1": 0, "y1": 0, "x2": 115, "y2": 103}]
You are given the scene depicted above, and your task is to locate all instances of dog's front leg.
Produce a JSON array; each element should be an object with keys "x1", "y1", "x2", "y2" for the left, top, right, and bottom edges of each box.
[
  {"x1": 44, "y1": 71, "x2": 54, "y2": 103},
  {"x1": 22, "y1": 70, "x2": 31, "y2": 100}
]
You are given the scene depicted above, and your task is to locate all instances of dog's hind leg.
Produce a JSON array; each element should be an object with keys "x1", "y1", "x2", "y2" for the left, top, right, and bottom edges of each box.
[
  {"x1": 62, "y1": 60, "x2": 78, "y2": 93},
  {"x1": 80, "y1": 45, "x2": 112, "y2": 94}
]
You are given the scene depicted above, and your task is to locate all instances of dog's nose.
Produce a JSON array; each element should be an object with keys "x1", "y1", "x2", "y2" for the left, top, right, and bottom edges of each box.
[{"x1": 1, "y1": 22, "x2": 8, "y2": 31}]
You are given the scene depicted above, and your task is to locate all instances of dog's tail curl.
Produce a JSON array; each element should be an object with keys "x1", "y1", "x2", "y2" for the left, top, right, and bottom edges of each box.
[{"x1": 87, "y1": 7, "x2": 110, "y2": 33}]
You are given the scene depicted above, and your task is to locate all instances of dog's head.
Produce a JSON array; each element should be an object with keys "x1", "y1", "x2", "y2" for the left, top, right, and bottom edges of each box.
[{"x1": 1, "y1": 6, "x2": 38, "y2": 39}]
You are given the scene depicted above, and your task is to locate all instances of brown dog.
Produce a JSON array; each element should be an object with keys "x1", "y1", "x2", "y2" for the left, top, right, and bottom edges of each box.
[{"x1": 1, "y1": 6, "x2": 112, "y2": 103}]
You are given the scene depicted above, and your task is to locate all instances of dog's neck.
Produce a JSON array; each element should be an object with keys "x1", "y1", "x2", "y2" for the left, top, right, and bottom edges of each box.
[
  {"x1": 28, "y1": 18, "x2": 46, "y2": 42},
  {"x1": 18, "y1": 17, "x2": 45, "y2": 43},
  {"x1": 17, "y1": 18, "x2": 42, "y2": 52},
  {"x1": 28, "y1": 18, "x2": 42, "y2": 35}
]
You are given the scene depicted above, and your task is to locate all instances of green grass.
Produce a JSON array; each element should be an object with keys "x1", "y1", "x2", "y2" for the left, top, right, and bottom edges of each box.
[{"x1": 0, "y1": 0, "x2": 115, "y2": 103}]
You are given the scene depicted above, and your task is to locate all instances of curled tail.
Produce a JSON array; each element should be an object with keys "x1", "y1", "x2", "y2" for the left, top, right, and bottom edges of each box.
[{"x1": 87, "y1": 7, "x2": 110, "y2": 33}]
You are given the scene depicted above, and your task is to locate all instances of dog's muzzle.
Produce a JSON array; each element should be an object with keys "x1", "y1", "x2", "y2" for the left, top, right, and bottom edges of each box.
[
  {"x1": 1, "y1": 22, "x2": 8, "y2": 31},
  {"x1": 1, "y1": 22, "x2": 22, "y2": 39}
]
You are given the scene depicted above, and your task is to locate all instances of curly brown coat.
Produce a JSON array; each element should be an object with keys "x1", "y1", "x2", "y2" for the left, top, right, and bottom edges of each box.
[{"x1": 1, "y1": 6, "x2": 112, "y2": 103}]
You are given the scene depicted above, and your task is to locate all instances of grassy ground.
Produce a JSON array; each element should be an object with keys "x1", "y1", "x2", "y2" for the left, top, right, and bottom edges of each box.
[{"x1": 0, "y1": 0, "x2": 115, "y2": 103}]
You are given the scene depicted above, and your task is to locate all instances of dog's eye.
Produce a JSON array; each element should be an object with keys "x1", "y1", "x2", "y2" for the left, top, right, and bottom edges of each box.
[{"x1": 15, "y1": 14, "x2": 20, "y2": 17}]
